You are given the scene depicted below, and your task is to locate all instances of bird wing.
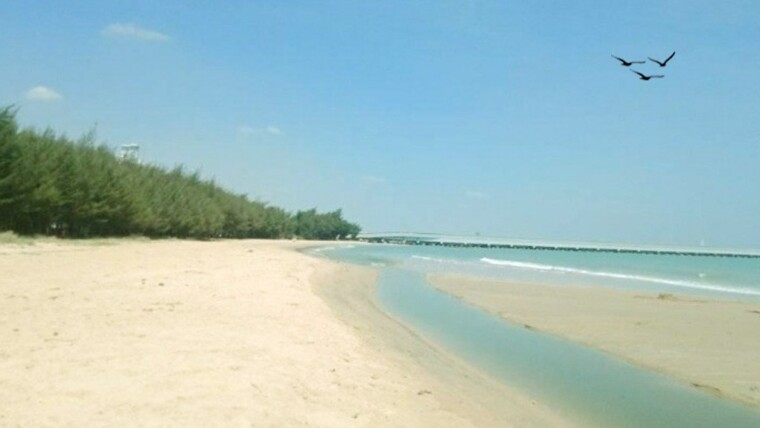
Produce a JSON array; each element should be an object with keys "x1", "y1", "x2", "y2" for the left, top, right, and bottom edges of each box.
[
  {"x1": 611, "y1": 55, "x2": 625, "y2": 63},
  {"x1": 630, "y1": 69, "x2": 646, "y2": 78},
  {"x1": 663, "y1": 51, "x2": 676, "y2": 64},
  {"x1": 632, "y1": 60, "x2": 646, "y2": 64},
  {"x1": 648, "y1": 57, "x2": 663, "y2": 65},
  {"x1": 652, "y1": 75, "x2": 665, "y2": 78}
]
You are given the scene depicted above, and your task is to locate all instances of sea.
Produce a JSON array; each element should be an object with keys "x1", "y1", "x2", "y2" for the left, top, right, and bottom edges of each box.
[
  {"x1": 315, "y1": 235, "x2": 760, "y2": 299},
  {"x1": 310, "y1": 236, "x2": 760, "y2": 427}
]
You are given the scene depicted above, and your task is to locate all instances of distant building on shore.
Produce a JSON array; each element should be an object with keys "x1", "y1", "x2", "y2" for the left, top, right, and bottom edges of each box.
[{"x1": 117, "y1": 144, "x2": 140, "y2": 163}]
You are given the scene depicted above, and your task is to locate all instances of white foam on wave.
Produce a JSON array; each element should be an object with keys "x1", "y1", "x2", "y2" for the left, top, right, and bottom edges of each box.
[
  {"x1": 411, "y1": 255, "x2": 463, "y2": 264},
  {"x1": 412, "y1": 255, "x2": 444, "y2": 262},
  {"x1": 480, "y1": 257, "x2": 760, "y2": 297},
  {"x1": 312, "y1": 245, "x2": 355, "y2": 252}
]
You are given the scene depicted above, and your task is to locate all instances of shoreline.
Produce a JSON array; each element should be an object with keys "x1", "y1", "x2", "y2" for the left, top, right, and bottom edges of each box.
[
  {"x1": 310, "y1": 253, "x2": 570, "y2": 427},
  {"x1": 428, "y1": 273, "x2": 760, "y2": 409},
  {"x1": 0, "y1": 238, "x2": 567, "y2": 426}
]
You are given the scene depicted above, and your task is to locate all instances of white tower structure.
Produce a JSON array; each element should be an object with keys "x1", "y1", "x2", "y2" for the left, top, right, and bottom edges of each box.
[{"x1": 117, "y1": 144, "x2": 140, "y2": 162}]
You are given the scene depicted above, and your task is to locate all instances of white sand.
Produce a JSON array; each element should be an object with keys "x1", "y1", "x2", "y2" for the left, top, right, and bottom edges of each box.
[
  {"x1": 430, "y1": 274, "x2": 760, "y2": 409},
  {"x1": 0, "y1": 240, "x2": 567, "y2": 427}
]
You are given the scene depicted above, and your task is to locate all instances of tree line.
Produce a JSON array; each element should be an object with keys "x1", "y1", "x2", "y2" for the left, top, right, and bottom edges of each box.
[{"x1": 0, "y1": 107, "x2": 360, "y2": 240}]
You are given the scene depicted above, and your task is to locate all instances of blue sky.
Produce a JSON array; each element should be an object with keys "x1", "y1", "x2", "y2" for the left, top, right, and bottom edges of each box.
[{"x1": 2, "y1": 1, "x2": 759, "y2": 247}]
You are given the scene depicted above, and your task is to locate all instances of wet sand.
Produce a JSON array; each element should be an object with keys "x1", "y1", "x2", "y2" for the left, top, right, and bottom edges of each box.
[{"x1": 430, "y1": 274, "x2": 760, "y2": 409}]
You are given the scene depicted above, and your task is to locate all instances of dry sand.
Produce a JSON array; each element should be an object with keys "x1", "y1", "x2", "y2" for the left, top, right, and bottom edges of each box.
[
  {"x1": 430, "y1": 274, "x2": 760, "y2": 409},
  {"x1": 0, "y1": 239, "x2": 567, "y2": 427}
]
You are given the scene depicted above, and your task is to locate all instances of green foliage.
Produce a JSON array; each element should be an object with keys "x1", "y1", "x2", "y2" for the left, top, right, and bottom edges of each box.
[
  {"x1": 0, "y1": 109, "x2": 360, "y2": 240},
  {"x1": 293, "y1": 208, "x2": 361, "y2": 240},
  {"x1": 0, "y1": 231, "x2": 30, "y2": 244}
]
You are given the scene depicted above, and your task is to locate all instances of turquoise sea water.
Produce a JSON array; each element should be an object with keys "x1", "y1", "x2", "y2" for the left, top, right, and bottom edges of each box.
[
  {"x1": 317, "y1": 242, "x2": 760, "y2": 299},
  {"x1": 312, "y1": 243, "x2": 760, "y2": 427}
]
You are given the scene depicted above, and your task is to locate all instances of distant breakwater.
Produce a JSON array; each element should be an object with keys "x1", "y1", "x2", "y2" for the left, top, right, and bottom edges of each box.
[{"x1": 358, "y1": 237, "x2": 760, "y2": 259}]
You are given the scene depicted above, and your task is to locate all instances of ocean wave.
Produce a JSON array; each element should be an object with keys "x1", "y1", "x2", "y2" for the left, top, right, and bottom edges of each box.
[
  {"x1": 411, "y1": 255, "x2": 445, "y2": 262},
  {"x1": 312, "y1": 245, "x2": 355, "y2": 252},
  {"x1": 480, "y1": 257, "x2": 760, "y2": 297},
  {"x1": 411, "y1": 255, "x2": 463, "y2": 264}
]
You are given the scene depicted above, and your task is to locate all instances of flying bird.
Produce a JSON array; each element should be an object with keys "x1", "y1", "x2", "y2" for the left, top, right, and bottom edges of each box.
[
  {"x1": 611, "y1": 55, "x2": 645, "y2": 67},
  {"x1": 648, "y1": 51, "x2": 676, "y2": 67},
  {"x1": 630, "y1": 70, "x2": 665, "y2": 80}
]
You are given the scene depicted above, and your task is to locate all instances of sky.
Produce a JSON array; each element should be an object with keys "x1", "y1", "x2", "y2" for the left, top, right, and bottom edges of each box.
[{"x1": 2, "y1": 0, "x2": 759, "y2": 248}]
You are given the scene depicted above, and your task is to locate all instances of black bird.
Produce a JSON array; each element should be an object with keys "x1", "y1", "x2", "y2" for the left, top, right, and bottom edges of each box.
[
  {"x1": 631, "y1": 70, "x2": 664, "y2": 80},
  {"x1": 612, "y1": 55, "x2": 645, "y2": 67},
  {"x1": 648, "y1": 51, "x2": 676, "y2": 67}
]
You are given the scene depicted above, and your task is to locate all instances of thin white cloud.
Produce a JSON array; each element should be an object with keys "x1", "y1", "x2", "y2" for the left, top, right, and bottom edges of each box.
[
  {"x1": 102, "y1": 23, "x2": 170, "y2": 42},
  {"x1": 465, "y1": 190, "x2": 489, "y2": 200},
  {"x1": 238, "y1": 125, "x2": 283, "y2": 138},
  {"x1": 24, "y1": 86, "x2": 63, "y2": 102}
]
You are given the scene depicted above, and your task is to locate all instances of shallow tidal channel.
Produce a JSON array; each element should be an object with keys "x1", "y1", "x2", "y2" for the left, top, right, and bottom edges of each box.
[{"x1": 374, "y1": 268, "x2": 760, "y2": 427}]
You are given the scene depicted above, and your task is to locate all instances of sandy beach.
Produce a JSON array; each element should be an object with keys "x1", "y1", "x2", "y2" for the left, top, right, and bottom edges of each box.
[
  {"x1": 0, "y1": 239, "x2": 566, "y2": 427},
  {"x1": 430, "y1": 274, "x2": 760, "y2": 409}
]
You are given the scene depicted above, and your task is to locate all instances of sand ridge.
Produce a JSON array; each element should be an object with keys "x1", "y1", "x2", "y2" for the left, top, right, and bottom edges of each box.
[{"x1": 430, "y1": 274, "x2": 760, "y2": 409}]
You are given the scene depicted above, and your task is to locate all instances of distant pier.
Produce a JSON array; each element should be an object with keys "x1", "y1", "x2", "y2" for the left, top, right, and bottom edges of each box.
[{"x1": 357, "y1": 234, "x2": 760, "y2": 259}]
